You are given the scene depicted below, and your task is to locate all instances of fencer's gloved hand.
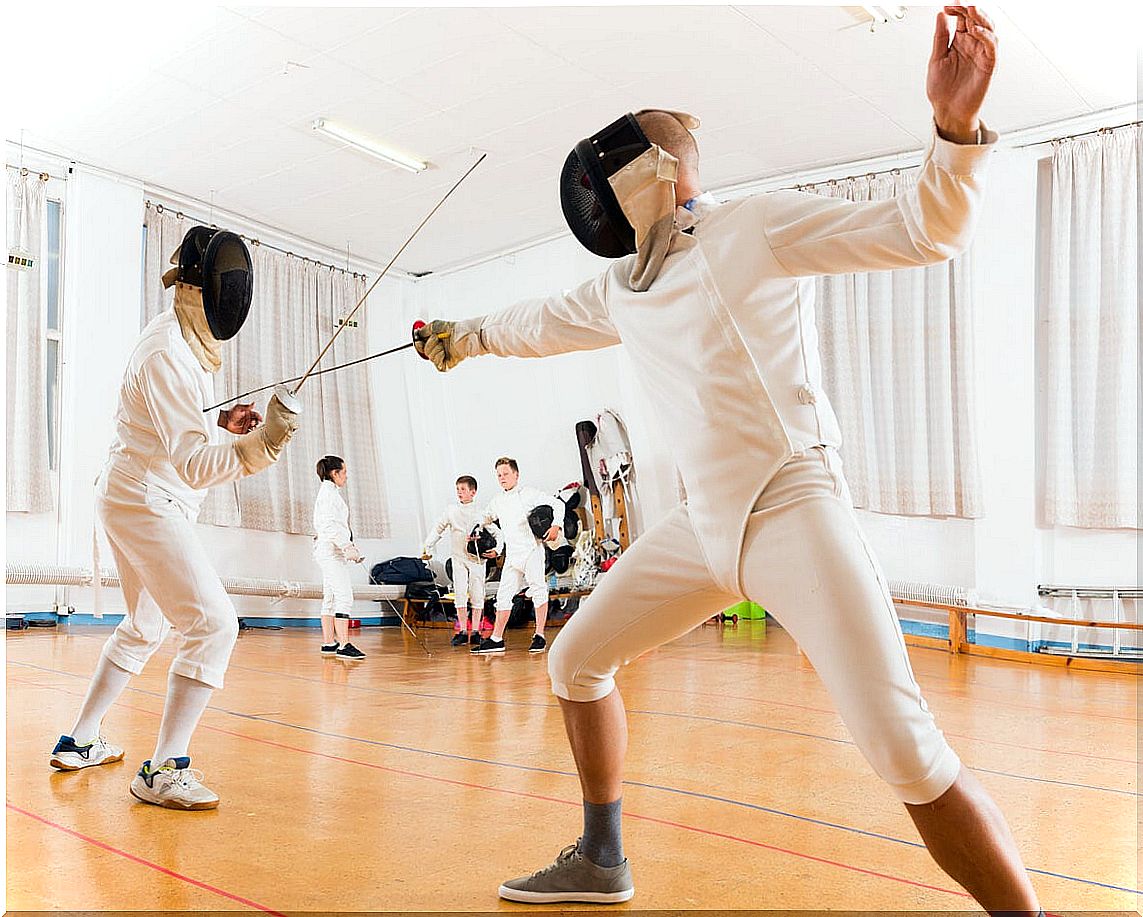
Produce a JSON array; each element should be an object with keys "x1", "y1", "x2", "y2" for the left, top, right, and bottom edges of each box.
[
  {"x1": 413, "y1": 318, "x2": 486, "y2": 372},
  {"x1": 234, "y1": 385, "x2": 301, "y2": 474}
]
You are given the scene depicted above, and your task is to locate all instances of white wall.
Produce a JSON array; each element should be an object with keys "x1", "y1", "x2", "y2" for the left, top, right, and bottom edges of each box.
[{"x1": 8, "y1": 139, "x2": 1136, "y2": 634}]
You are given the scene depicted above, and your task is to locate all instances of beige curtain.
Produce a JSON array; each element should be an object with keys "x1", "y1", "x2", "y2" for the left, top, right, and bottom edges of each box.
[
  {"x1": 811, "y1": 170, "x2": 981, "y2": 517},
  {"x1": 143, "y1": 205, "x2": 389, "y2": 536},
  {"x1": 1041, "y1": 125, "x2": 1140, "y2": 529},
  {"x1": 6, "y1": 169, "x2": 53, "y2": 512}
]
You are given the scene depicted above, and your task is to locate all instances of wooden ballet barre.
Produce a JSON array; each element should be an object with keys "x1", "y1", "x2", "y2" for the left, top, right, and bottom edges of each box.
[{"x1": 892, "y1": 597, "x2": 1141, "y2": 671}]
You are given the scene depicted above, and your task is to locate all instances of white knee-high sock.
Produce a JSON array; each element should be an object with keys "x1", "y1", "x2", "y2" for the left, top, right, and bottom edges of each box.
[
  {"x1": 151, "y1": 672, "x2": 213, "y2": 764},
  {"x1": 71, "y1": 654, "x2": 134, "y2": 743}
]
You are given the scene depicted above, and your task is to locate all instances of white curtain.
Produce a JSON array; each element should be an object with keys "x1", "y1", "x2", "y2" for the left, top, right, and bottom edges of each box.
[
  {"x1": 1041, "y1": 126, "x2": 1140, "y2": 530},
  {"x1": 143, "y1": 205, "x2": 390, "y2": 536},
  {"x1": 5, "y1": 169, "x2": 53, "y2": 512},
  {"x1": 811, "y1": 171, "x2": 981, "y2": 517}
]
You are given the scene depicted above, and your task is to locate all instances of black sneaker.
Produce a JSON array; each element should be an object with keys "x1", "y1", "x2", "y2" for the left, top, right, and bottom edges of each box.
[
  {"x1": 470, "y1": 631, "x2": 482, "y2": 645},
  {"x1": 529, "y1": 633, "x2": 547, "y2": 654},
  {"x1": 450, "y1": 632, "x2": 469, "y2": 647},
  {"x1": 320, "y1": 642, "x2": 339, "y2": 655},
  {"x1": 471, "y1": 636, "x2": 506, "y2": 654},
  {"x1": 336, "y1": 642, "x2": 367, "y2": 659}
]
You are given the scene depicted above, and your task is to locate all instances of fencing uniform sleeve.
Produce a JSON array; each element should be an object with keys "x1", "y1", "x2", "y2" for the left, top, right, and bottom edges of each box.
[
  {"x1": 466, "y1": 272, "x2": 622, "y2": 360},
  {"x1": 423, "y1": 509, "x2": 451, "y2": 555},
  {"x1": 486, "y1": 522, "x2": 504, "y2": 555},
  {"x1": 138, "y1": 352, "x2": 247, "y2": 490},
  {"x1": 758, "y1": 126, "x2": 996, "y2": 277}
]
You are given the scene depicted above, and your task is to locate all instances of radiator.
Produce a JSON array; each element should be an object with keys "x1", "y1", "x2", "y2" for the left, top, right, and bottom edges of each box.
[
  {"x1": 889, "y1": 580, "x2": 972, "y2": 607},
  {"x1": 5, "y1": 564, "x2": 404, "y2": 605}
]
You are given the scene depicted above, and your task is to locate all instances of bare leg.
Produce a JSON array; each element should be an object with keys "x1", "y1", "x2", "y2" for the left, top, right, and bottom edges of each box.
[
  {"x1": 490, "y1": 609, "x2": 511, "y2": 641},
  {"x1": 558, "y1": 688, "x2": 627, "y2": 803},
  {"x1": 320, "y1": 615, "x2": 336, "y2": 644},
  {"x1": 334, "y1": 616, "x2": 350, "y2": 644},
  {"x1": 534, "y1": 602, "x2": 548, "y2": 639},
  {"x1": 906, "y1": 767, "x2": 1040, "y2": 915}
]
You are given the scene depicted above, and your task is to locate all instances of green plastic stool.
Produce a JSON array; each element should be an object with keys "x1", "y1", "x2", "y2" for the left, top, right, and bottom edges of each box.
[{"x1": 721, "y1": 600, "x2": 766, "y2": 621}]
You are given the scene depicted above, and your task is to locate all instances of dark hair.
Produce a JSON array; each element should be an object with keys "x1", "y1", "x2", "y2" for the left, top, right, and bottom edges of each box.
[
  {"x1": 316, "y1": 455, "x2": 345, "y2": 481},
  {"x1": 494, "y1": 457, "x2": 518, "y2": 473},
  {"x1": 456, "y1": 475, "x2": 478, "y2": 491}
]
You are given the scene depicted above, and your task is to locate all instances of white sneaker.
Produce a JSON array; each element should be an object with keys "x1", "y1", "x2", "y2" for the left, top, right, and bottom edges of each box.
[
  {"x1": 129, "y1": 757, "x2": 220, "y2": 810},
  {"x1": 49, "y1": 735, "x2": 125, "y2": 771}
]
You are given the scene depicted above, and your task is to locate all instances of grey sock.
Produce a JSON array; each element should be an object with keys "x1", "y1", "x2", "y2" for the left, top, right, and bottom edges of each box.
[{"x1": 581, "y1": 798, "x2": 624, "y2": 868}]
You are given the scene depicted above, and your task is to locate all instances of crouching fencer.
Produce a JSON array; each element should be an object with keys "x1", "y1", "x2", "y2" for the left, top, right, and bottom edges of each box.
[
  {"x1": 49, "y1": 226, "x2": 301, "y2": 811},
  {"x1": 422, "y1": 474, "x2": 504, "y2": 647},
  {"x1": 416, "y1": 8, "x2": 1042, "y2": 913}
]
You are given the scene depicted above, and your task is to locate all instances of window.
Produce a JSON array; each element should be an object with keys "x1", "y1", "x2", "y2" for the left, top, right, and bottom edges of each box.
[{"x1": 45, "y1": 198, "x2": 62, "y2": 471}]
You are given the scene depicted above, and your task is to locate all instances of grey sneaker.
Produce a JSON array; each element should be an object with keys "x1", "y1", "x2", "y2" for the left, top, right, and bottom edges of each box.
[
  {"x1": 129, "y1": 757, "x2": 219, "y2": 810},
  {"x1": 499, "y1": 840, "x2": 634, "y2": 904}
]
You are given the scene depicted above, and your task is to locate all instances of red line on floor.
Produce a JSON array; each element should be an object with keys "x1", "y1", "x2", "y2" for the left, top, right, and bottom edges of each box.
[
  {"x1": 5, "y1": 802, "x2": 285, "y2": 915},
  {"x1": 12, "y1": 676, "x2": 969, "y2": 900}
]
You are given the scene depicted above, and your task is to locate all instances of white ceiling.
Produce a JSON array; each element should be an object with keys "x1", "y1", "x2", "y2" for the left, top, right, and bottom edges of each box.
[{"x1": 5, "y1": 4, "x2": 1139, "y2": 275}]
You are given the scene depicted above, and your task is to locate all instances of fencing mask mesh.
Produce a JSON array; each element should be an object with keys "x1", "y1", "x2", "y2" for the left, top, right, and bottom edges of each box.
[{"x1": 167, "y1": 226, "x2": 253, "y2": 341}]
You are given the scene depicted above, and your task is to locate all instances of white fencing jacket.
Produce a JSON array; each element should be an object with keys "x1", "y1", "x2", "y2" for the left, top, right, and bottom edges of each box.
[
  {"x1": 424, "y1": 501, "x2": 503, "y2": 559},
  {"x1": 105, "y1": 309, "x2": 245, "y2": 515},
  {"x1": 468, "y1": 130, "x2": 994, "y2": 591},
  {"x1": 480, "y1": 484, "x2": 563, "y2": 559},
  {"x1": 313, "y1": 480, "x2": 352, "y2": 554}
]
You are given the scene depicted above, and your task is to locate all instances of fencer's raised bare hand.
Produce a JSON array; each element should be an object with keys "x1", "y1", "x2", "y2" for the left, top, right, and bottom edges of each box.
[
  {"x1": 544, "y1": 525, "x2": 561, "y2": 543},
  {"x1": 413, "y1": 317, "x2": 487, "y2": 372},
  {"x1": 219, "y1": 402, "x2": 262, "y2": 435},
  {"x1": 926, "y1": 6, "x2": 997, "y2": 143},
  {"x1": 482, "y1": 550, "x2": 498, "y2": 559}
]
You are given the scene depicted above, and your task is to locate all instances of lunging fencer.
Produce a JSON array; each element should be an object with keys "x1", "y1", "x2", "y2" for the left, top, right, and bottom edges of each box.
[
  {"x1": 422, "y1": 475, "x2": 504, "y2": 647},
  {"x1": 415, "y1": 8, "x2": 1042, "y2": 913},
  {"x1": 49, "y1": 226, "x2": 301, "y2": 810},
  {"x1": 313, "y1": 454, "x2": 367, "y2": 660},
  {"x1": 469, "y1": 458, "x2": 562, "y2": 655}
]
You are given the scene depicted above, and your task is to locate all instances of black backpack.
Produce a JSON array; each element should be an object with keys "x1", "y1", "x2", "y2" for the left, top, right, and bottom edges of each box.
[{"x1": 370, "y1": 556, "x2": 433, "y2": 585}]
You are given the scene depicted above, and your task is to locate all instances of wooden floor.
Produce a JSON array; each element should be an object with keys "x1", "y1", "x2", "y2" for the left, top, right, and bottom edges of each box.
[{"x1": 6, "y1": 618, "x2": 1139, "y2": 914}]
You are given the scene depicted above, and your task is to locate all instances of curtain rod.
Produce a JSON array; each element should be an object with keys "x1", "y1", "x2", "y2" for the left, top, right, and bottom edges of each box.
[
  {"x1": 5, "y1": 163, "x2": 62, "y2": 183},
  {"x1": 1014, "y1": 119, "x2": 1141, "y2": 149},
  {"x1": 144, "y1": 199, "x2": 366, "y2": 280}
]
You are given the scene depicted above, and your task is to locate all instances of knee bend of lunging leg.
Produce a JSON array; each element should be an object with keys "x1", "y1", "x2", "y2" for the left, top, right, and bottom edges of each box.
[
  {"x1": 866, "y1": 736, "x2": 962, "y2": 806},
  {"x1": 548, "y1": 643, "x2": 615, "y2": 704}
]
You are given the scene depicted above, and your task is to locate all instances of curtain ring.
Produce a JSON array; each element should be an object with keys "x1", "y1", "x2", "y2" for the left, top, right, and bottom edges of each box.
[
  {"x1": 176, "y1": 211, "x2": 184, "y2": 220},
  {"x1": 156, "y1": 203, "x2": 165, "y2": 213},
  {"x1": 20, "y1": 167, "x2": 29, "y2": 176},
  {"x1": 39, "y1": 172, "x2": 49, "y2": 182}
]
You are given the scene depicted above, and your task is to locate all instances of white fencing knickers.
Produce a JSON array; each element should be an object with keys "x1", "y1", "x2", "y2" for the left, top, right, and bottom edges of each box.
[
  {"x1": 496, "y1": 545, "x2": 547, "y2": 611},
  {"x1": 452, "y1": 556, "x2": 487, "y2": 609},
  {"x1": 96, "y1": 468, "x2": 239, "y2": 690},
  {"x1": 547, "y1": 447, "x2": 962, "y2": 805},
  {"x1": 314, "y1": 543, "x2": 354, "y2": 617}
]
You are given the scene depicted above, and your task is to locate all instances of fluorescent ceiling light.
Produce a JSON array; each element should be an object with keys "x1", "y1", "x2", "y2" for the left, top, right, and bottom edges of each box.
[{"x1": 312, "y1": 118, "x2": 427, "y2": 173}]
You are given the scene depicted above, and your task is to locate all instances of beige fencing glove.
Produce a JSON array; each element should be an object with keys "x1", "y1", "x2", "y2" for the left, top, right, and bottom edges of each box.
[
  {"x1": 413, "y1": 318, "x2": 486, "y2": 372},
  {"x1": 234, "y1": 385, "x2": 301, "y2": 474}
]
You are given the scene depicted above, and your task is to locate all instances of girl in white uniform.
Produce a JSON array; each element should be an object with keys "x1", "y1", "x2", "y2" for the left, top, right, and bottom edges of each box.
[
  {"x1": 313, "y1": 455, "x2": 366, "y2": 660},
  {"x1": 423, "y1": 475, "x2": 503, "y2": 646}
]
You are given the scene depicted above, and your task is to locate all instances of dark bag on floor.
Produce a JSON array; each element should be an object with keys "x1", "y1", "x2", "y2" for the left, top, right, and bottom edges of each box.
[
  {"x1": 508, "y1": 591, "x2": 535, "y2": 629},
  {"x1": 370, "y1": 556, "x2": 432, "y2": 585}
]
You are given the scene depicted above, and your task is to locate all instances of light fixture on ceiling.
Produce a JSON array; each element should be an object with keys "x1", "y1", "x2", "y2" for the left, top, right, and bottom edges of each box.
[
  {"x1": 861, "y1": 4, "x2": 906, "y2": 31},
  {"x1": 312, "y1": 118, "x2": 428, "y2": 173}
]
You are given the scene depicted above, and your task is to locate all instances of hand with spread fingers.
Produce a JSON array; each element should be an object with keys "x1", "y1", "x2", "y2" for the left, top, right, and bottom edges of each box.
[
  {"x1": 218, "y1": 401, "x2": 262, "y2": 434},
  {"x1": 927, "y1": 5, "x2": 998, "y2": 143},
  {"x1": 413, "y1": 318, "x2": 486, "y2": 372}
]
